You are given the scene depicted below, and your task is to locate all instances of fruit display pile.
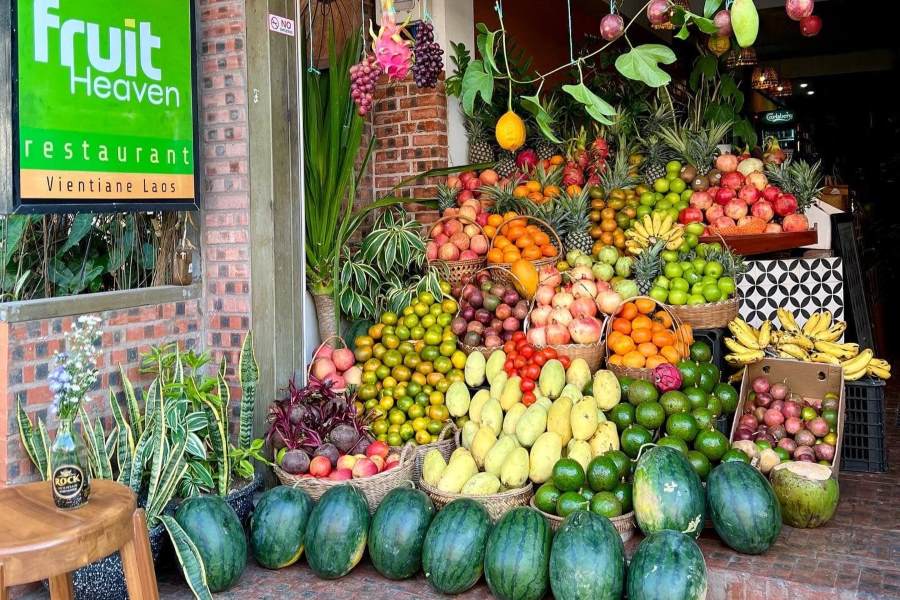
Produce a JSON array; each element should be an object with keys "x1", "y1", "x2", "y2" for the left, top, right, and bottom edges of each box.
[
  {"x1": 451, "y1": 272, "x2": 529, "y2": 349},
  {"x1": 605, "y1": 298, "x2": 692, "y2": 369}
]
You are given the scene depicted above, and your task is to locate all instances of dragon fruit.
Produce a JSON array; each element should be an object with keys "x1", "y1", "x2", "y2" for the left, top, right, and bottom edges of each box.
[
  {"x1": 516, "y1": 149, "x2": 538, "y2": 172},
  {"x1": 654, "y1": 363, "x2": 683, "y2": 393},
  {"x1": 591, "y1": 138, "x2": 610, "y2": 161},
  {"x1": 372, "y1": 15, "x2": 412, "y2": 81},
  {"x1": 562, "y1": 162, "x2": 585, "y2": 187}
]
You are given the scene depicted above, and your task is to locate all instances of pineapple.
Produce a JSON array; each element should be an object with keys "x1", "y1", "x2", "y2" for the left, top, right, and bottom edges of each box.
[
  {"x1": 764, "y1": 159, "x2": 824, "y2": 212},
  {"x1": 436, "y1": 183, "x2": 458, "y2": 214},
  {"x1": 495, "y1": 150, "x2": 517, "y2": 178},
  {"x1": 639, "y1": 139, "x2": 677, "y2": 183},
  {"x1": 481, "y1": 181, "x2": 521, "y2": 215},
  {"x1": 600, "y1": 140, "x2": 641, "y2": 194},
  {"x1": 633, "y1": 240, "x2": 665, "y2": 295},
  {"x1": 465, "y1": 115, "x2": 496, "y2": 164},
  {"x1": 559, "y1": 188, "x2": 593, "y2": 255},
  {"x1": 658, "y1": 121, "x2": 730, "y2": 176},
  {"x1": 705, "y1": 246, "x2": 748, "y2": 279},
  {"x1": 534, "y1": 138, "x2": 558, "y2": 161}
]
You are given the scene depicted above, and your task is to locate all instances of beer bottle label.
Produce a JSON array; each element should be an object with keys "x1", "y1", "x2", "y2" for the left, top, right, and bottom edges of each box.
[{"x1": 52, "y1": 465, "x2": 88, "y2": 509}]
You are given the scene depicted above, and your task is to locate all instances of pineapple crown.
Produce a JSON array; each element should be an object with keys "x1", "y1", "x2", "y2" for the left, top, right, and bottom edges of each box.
[
  {"x1": 601, "y1": 138, "x2": 640, "y2": 191},
  {"x1": 765, "y1": 159, "x2": 824, "y2": 212},
  {"x1": 482, "y1": 181, "x2": 522, "y2": 215},
  {"x1": 658, "y1": 120, "x2": 730, "y2": 169}
]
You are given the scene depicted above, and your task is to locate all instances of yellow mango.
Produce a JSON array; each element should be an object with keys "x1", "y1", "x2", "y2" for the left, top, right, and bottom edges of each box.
[
  {"x1": 536, "y1": 397, "x2": 552, "y2": 411},
  {"x1": 547, "y1": 396, "x2": 573, "y2": 446},
  {"x1": 461, "y1": 472, "x2": 501, "y2": 495},
  {"x1": 461, "y1": 420, "x2": 480, "y2": 450},
  {"x1": 566, "y1": 439, "x2": 592, "y2": 472},
  {"x1": 437, "y1": 451, "x2": 477, "y2": 493},
  {"x1": 471, "y1": 426, "x2": 498, "y2": 468},
  {"x1": 499, "y1": 376, "x2": 523, "y2": 411},
  {"x1": 451, "y1": 447, "x2": 472, "y2": 461},
  {"x1": 559, "y1": 383, "x2": 583, "y2": 403},
  {"x1": 500, "y1": 447, "x2": 529, "y2": 488},
  {"x1": 484, "y1": 435, "x2": 519, "y2": 476},
  {"x1": 566, "y1": 358, "x2": 592, "y2": 391},
  {"x1": 485, "y1": 349, "x2": 507, "y2": 383},
  {"x1": 490, "y1": 371, "x2": 508, "y2": 400},
  {"x1": 589, "y1": 421, "x2": 620, "y2": 456},
  {"x1": 538, "y1": 359, "x2": 566, "y2": 399},
  {"x1": 480, "y1": 398, "x2": 503, "y2": 436},
  {"x1": 529, "y1": 432, "x2": 563, "y2": 484},
  {"x1": 514, "y1": 404, "x2": 548, "y2": 448},
  {"x1": 571, "y1": 397, "x2": 599, "y2": 441},
  {"x1": 421, "y1": 449, "x2": 447, "y2": 486},
  {"x1": 445, "y1": 381, "x2": 471, "y2": 417},
  {"x1": 592, "y1": 370, "x2": 622, "y2": 411},
  {"x1": 464, "y1": 351, "x2": 487, "y2": 387},
  {"x1": 468, "y1": 389, "x2": 491, "y2": 423},
  {"x1": 502, "y1": 403, "x2": 527, "y2": 436}
]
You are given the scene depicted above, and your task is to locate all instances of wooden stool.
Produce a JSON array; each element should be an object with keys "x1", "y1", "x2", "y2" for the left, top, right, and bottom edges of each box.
[{"x1": 0, "y1": 479, "x2": 159, "y2": 600}]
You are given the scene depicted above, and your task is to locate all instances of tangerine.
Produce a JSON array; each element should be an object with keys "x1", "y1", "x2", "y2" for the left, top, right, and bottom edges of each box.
[
  {"x1": 607, "y1": 354, "x2": 624, "y2": 366},
  {"x1": 631, "y1": 315, "x2": 653, "y2": 331},
  {"x1": 645, "y1": 355, "x2": 668, "y2": 369},
  {"x1": 482, "y1": 225, "x2": 497, "y2": 239},
  {"x1": 541, "y1": 245, "x2": 558, "y2": 258},
  {"x1": 612, "y1": 318, "x2": 632, "y2": 335},
  {"x1": 635, "y1": 298, "x2": 656, "y2": 314},
  {"x1": 522, "y1": 246, "x2": 543, "y2": 260},
  {"x1": 631, "y1": 328, "x2": 653, "y2": 344},
  {"x1": 609, "y1": 335, "x2": 636, "y2": 356},
  {"x1": 487, "y1": 248, "x2": 504, "y2": 264},
  {"x1": 637, "y1": 342, "x2": 659, "y2": 357},
  {"x1": 622, "y1": 351, "x2": 646, "y2": 368},
  {"x1": 494, "y1": 236, "x2": 511, "y2": 249},
  {"x1": 526, "y1": 180, "x2": 542, "y2": 193},
  {"x1": 660, "y1": 345, "x2": 681, "y2": 363},
  {"x1": 487, "y1": 214, "x2": 504, "y2": 227},
  {"x1": 654, "y1": 310, "x2": 673, "y2": 329},
  {"x1": 619, "y1": 302, "x2": 638, "y2": 320},
  {"x1": 652, "y1": 330, "x2": 676, "y2": 348}
]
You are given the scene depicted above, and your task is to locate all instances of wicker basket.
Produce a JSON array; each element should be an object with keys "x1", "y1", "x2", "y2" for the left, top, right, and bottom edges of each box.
[
  {"x1": 488, "y1": 216, "x2": 562, "y2": 287},
  {"x1": 412, "y1": 423, "x2": 459, "y2": 482},
  {"x1": 426, "y1": 215, "x2": 488, "y2": 286},
  {"x1": 418, "y1": 479, "x2": 533, "y2": 522},
  {"x1": 456, "y1": 265, "x2": 524, "y2": 357},
  {"x1": 523, "y1": 312, "x2": 607, "y2": 371},
  {"x1": 528, "y1": 499, "x2": 637, "y2": 541},
  {"x1": 274, "y1": 444, "x2": 415, "y2": 513},
  {"x1": 669, "y1": 296, "x2": 740, "y2": 329}
]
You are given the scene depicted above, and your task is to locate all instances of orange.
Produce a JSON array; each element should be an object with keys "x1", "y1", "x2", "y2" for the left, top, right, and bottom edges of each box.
[
  {"x1": 607, "y1": 354, "x2": 623, "y2": 366},
  {"x1": 487, "y1": 248, "x2": 504, "y2": 264},
  {"x1": 609, "y1": 335, "x2": 635, "y2": 356},
  {"x1": 513, "y1": 186, "x2": 529, "y2": 198},
  {"x1": 494, "y1": 236, "x2": 511, "y2": 249},
  {"x1": 645, "y1": 355, "x2": 668, "y2": 369},
  {"x1": 631, "y1": 315, "x2": 653, "y2": 331},
  {"x1": 600, "y1": 219, "x2": 618, "y2": 233},
  {"x1": 503, "y1": 250, "x2": 521, "y2": 263},
  {"x1": 543, "y1": 185, "x2": 561, "y2": 198},
  {"x1": 526, "y1": 180, "x2": 542, "y2": 193},
  {"x1": 612, "y1": 318, "x2": 632, "y2": 335},
  {"x1": 631, "y1": 328, "x2": 653, "y2": 345},
  {"x1": 550, "y1": 155, "x2": 565, "y2": 166},
  {"x1": 622, "y1": 351, "x2": 646, "y2": 368},
  {"x1": 527, "y1": 191, "x2": 545, "y2": 203},
  {"x1": 660, "y1": 345, "x2": 680, "y2": 364},
  {"x1": 506, "y1": 225, "x2": 526, "y2": 241},
  {"x1": 637, "y1": 342, "x2": 659, "y2": 357},
  {"x1": 522, "y1": 246, "x2": 543, "y2": 260},
  {"x1": 654, "y1": 310, "x2": 673, "y2": 329},
  {"x1": 635, "y1": 298, "x2": 656, "y2": 314},
  {"x1": 619, "y1": 302, "x2": 638, "y2": 320},
  {"x1": 482, "y1": 225, "x2": 497, "y2": 239},
  {"x1": 516, "y1": 235, "x2": 535, "y2": 249},
  {"x1": 532, "y1": 231, "x2": 550, "y2": 246},
  {"x1": 541, "y1": 245, "x2": 558, "y2": 258},
  {"x1": 652, "y1": 330, "x2": 675, "y2": 348},
  {"x1": 487, "y1": 214, "x2": 504, "y2": 227}
]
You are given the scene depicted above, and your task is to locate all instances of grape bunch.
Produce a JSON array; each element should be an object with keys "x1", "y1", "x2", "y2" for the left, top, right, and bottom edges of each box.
[
  {"x1": 350, "y1": 54, "x2": 381, "y2": 116},
  {"x1": 412, "y1": 22, "x2": 443, "y2": 89}
]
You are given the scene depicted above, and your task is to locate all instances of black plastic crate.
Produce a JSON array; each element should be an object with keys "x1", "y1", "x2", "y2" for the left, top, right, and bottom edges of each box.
[
  {"x1": 692, "y1": 327, "x2": 726, "y2": 371},
  {"x1": 840, "y1": 377, "x2": 887, "y2": 473}
]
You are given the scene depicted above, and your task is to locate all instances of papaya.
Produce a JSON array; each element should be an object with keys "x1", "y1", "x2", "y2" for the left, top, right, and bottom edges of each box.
[
  {"x1": 480, "y1": 399, "x2": 503, "y2": 436},
  {"x1": 484, "y1": 435, "x2": 519, "y2": 477},
  {"x1": 464, "y1": 351, "x2": 486, "y2": 387},
  {"x1": 515, "y1": 404, "x2": 548, "y2": 448},
  {"x1": 592, "y1": 370, "x2": 621, "y2": 411},
  {"x1": 446, "y1": 381, "x2": 471, "y2": 417},
  {"x1": 468, "y1": 389, "x2": 491, "y2": 423},
  {"x1": 538, "y1": 360, "x2": 566, "y2": 399},
  {"x1": 471, "y1": 426, "x2": 498, "y2": 468},
  {"x1": 422, "y1": 449, "x2": 447, "y2": 486},
  {"x1": 571, "y1": 398, "x2": 599, "y2": 441}
]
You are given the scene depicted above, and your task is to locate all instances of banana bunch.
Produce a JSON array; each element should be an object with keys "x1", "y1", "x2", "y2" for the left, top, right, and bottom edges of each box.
[
  {"x1": 625, "y1": 214, "x2": 684, "y2": 254},
  {"x1": 724, "y1": 310, "x2": 891, "y2": 380}
]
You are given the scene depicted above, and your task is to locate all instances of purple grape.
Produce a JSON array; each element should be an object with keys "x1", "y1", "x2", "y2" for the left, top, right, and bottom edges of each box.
[
  {"x1": 350, "y1": 54, "x2": 382, "y2": 115},
  {"x1": 412, "y1": 22, "x2": 443, "y2": 89}
]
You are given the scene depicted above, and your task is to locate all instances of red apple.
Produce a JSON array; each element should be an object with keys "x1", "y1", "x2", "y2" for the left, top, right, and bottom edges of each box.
[
  {"x1": 352, "y1": 457, "x2": 379, "y2": 479},
  {"x1": 785, "y1": 0, "x2": 814, "y2": 21},
  {"x1": 336, "y1": 454, "x2": 358, "y2": 471},
  {"x1": 328, "y1": 468, "x2": 352, "y2": 481},
  {"x1": 679, "y1": 207, "x2": 704, "y2": 224},
  {"x1": 309, "y1": 455, "x2": 332, "y2": 478},
  {"x1": 366, "y1": 440, "x2": 390, "y2": 459},
  {"x1": 369, "y1": 455, "x2": 386, "y2": 472}
]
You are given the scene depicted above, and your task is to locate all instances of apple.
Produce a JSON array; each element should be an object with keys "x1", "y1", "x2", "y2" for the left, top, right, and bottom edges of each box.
[
  {"x1": 309, "y1": 455, "x2": 332, "y2": 478},
  {"x1": 336, "y1": 454, "x2": 358, "y2": 471},
  {"x1": 369, "y1": 455, "x2": 386, "y2": 472},
  {"x1": 384, "y1": 455, "x2": 400, "y2": 470},
  {"x1": 352, "y1": 457, "x2": 379, "y2": 478},
  {"x1": 328, "y1": 468, "x2": 353, "y2": 481},
  {"x1": 366, "y1": 439, "x2": 390, "y2": 459},
  {"x1": 679, "y1": 206, "x2": 704, "y2": 224}
]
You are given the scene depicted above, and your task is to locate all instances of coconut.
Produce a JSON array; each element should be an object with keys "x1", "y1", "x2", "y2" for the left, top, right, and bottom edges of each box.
[{"x1": 769, "y1": 462, "x2": 839, "y2": 528}]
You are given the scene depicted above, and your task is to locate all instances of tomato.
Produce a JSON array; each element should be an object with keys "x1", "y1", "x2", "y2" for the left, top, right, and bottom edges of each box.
[
  {"x1": 522, "y1": 392, "x2": 537, "y2": 406},
  {"x1": 532, "y1": 353, "x2": 547, "y2": 367},
  {"x1": 519, "y1": 345, "x2": 535, "y2": 359},
  {"x1": 542, "y1": 347, "x2": 558, "y2": 360},
  {"x1": 525, "y1": 363, "x2": 541, "y2": 380},
  {"x1": 504, "y1": 359, "x2": 515, "y2": 372},
  {"x1": 514, "y1": 356, "x2": 527, "y2": 369},
  {"x1": 512, "y1": 331, "x2": 526, "y2": 342},
  {"x1": 504, "y1": 341, "x2": 517, "y2": 354},
  {"x1": 520, "y1": 379, "x2": 536, "y2": 393},
  {"x1": 558, "y1": 355, "x2": 571, "y2": 369}
]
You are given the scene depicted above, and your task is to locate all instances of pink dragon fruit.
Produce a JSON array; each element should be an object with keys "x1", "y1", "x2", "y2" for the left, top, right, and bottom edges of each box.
[
  {"x1": 372, "y1": 14, "x2": 412, "y2": 81},
  {"x1": 562, "y1": 162, "x2": 585, "y2": 187},
  {"x1": 516, "y1": 149, "x2": 538, "y2": 172},
  {"x1": 653, "y1": 363, "x2": 683, "y2": 393}
]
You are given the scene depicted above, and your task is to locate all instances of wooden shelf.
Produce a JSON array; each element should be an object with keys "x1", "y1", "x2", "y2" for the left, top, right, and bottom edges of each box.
[{"x1": 699, "y1": 230, "x2": 818, "y2": 256}]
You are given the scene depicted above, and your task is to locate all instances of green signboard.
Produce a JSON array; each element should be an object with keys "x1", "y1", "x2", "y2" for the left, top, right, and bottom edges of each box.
[
  {"x1": 761, "y1": 109, "x2": 796, "y2": 126},
  {"x1": 8, "y1": 0, "x2": 200, "y2": 212}
]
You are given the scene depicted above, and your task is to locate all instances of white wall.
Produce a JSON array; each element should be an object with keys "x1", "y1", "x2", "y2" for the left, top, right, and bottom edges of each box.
[{"x1": 431, "y1": 0, "x2": 474, "y2": 167}]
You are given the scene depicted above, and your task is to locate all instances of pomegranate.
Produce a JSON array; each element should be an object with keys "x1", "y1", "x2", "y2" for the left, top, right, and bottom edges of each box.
[
  {"x1": 600, "y1": 13, "x2": 625, "y2": 41},
  {"x1": 716, "y1": 187, "x2": 736, "y2": 205},
  {"x1": 764, "y1": 223, "x2": 783, "y2": 233},
  {"x1": 721, "y1": 171, "x2": 745, "y2": 191},
  {"x1": 800, "y1": 14, "x2": 822, "y2": 36},
  {"x1": 739, "y1": 184, "x2": 760, "y2": 205},
  {"x1": 705, "y1": 204, "x2": 725, "y2": 222},
  {"x1": 569, "y1": 296, "x2": 598, "y2": 319},
  {"x1": 646, "y1": 0, "x2": 670, "y2": 25},
  {"x1": 782, "y1": 213, "x2": 810, "y2": 233},
  {"x1": 689, "y1": 191, "x2": 713, "y2": 210},
  {"x1": 746, "y1": 171, "x2": 768, "y2": 191},
  {"x1": 751, "y1": 199, "x2": 775, "y2": 222},
  {"x1": 550, "y1": 307, "x2": 573, "y2": 327},
  {"x1": 653, "y1": 363, "x2": 683, "y2": 393},
  {"x1": 715, "y1": 153, "x2": 739, "y2": 173},
  {"x1": 569, "y1": 316, "x2": 603, "y2": 344},
  {"x1": 534, "y1": 285, "x2": 555, "y2": 307},
  {"x1": 546, "y1": 323, "x2": 570, "y2": 345},
  {"x1": 713, "y1": 9, "x2": 732, "y2": 36},
  {"x1": 773, "y1": 193, "x2": 799, "y2": 216},
  {"x1": 530, "y1": 305, "x2": 552, "y2": 326},
  {"x1": 679, "y1": 207, "x2": 704, "y2": 224},
  {"x1": 762, "y1": 185, "x2": 781, "y2": 203},
  {"x1": 596, "y1": 290, "x2": 622, "y2": 315},
  {"x1": 526, "y1": 326, "x2": 547, "y2": 346},
  {"x1": 539, "y1": 265, "x2": 562, "y2": 288},
  {"x1": 724, "y1": 198, "x2": 748, "y2": 220},
  {"x1": 785, "y1": 0, "x2": 814, "y2": 21},
  {"x1": 713, "y1": 216, "x2": 736, "y2": 229}
]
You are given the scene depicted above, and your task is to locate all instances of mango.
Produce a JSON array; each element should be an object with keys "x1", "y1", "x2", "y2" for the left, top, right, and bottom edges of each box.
[
  {"x1": 547, "y1": 396, "x2": 573, "y2": 446},
  {"x1": 485, "y1": 349, "x2": 507, "y2": 383},
  {"x1": 538, "y1": 359, "x2": 566, "y2": 399},
  {"x1": 592, "y1": 370, "x2": 621, "y2": 411},
  {"x1": 566, "y1": 357, "x2": 591, "y2": 392},
  {"x1": 468, "y1": 389, "x2": 491, "y2": 423},
  {"x1": 559, "y1": 383, "x2": 583, "y2": 403},
  {"x1": 437, "y1": 451, "x2": 478, "y2": 493},
  {"x1": 471, "y1": 426, "x2": 498, "y2": 468},
  {"x1": 566, "y1": 439, "x2": 592, "y2": 472},
  {"x1": 536, "y1": 397, "x2": 552, "y2": 411},
  {"x1": 529, "y1": 432, "x2": 563, "y2": 484},
  {"x1": 731, "y1": 0, "x2": 759, "y2": 47},
  {"x1": 421, "y1": 449, "x2": 447, "y2": 486},
  {"x1": 484, "y1": 435, "x2": 519, "y2": 476},
  {"x1": 490, "y1": 371, "x2": 508, "y2": 400},
  {"x1": 515, "y1": 404, "x2": 548, "y2": 447},
  {"x1": 499, "y1": 376, "x2": 524, "y2": 411},
  {"x1": 461, "y1": 420, "x2": 480, "y2": 450},
  {"x1": 500, "y1": 447, "x2": 529, "y2": 488},
  {"x1": 451, "y1": 447, "x2": 472, "y2": 461},
  {"x1": 446, "y1": 381, "x2": 471, "y2": 417},
  {"x1": 480, "y1": 398, "x2": 503, "y2": 436},
  {"x1": 589, "y1": 421, "x2": 620, "y2": 456},
  {"x1": 461, "y1": 472, "x2": 501, "y2": 495},
  {"x1": 464, "y1": 351, "x2": 486, "y2": 387},
  {"x1": 571, "y1": 397, "x2": 599, "y2": 441},
  {"x1": 502, "y1": 403, "x2": 527, "y2": 436}
]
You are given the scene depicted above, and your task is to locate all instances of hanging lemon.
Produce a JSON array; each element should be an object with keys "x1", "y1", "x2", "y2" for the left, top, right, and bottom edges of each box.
[
  {"x1": 495, "y1": 111, "x2": 526, "y2": 152},
  {"x1": 707, "y1": 34, "x2": 731, "y2": 57}
]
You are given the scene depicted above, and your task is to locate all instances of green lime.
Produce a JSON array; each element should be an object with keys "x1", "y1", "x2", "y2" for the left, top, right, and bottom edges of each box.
[
  {"x1": 660, "y1": 390, "x2": 691, "y2": 415},
  {"x1": 552, "y1": 458, "x2": 586, "y2": 492},
  {"x1": 686, "y1": 450, "x2": 711, "y2": 480},
  {"x1": 586, "y1": 456, "x2": 620, "y2": 492},
  {"x1": 755, "y1": 439, "x2": 773, "y2": 451},
  {"x1": 690, "y1": 342, "x2": 712, "y2": 363},
  {"x1": 557, "y1": 491, "x2": 590, "y2": 518},
  {"x1": 635, "y1": 402, "x2": 666, "y2": 430},
  {"x1": 612, "y1": 481, "x2": 633, "y2": 512},
  {"x1": 697, "y1": 363, "x2": 721, "y2": 392},
  {"x1": 773, "y1": 447, "x2": 791, "y2": 462},
  {"x1": 666, "y1": 413, "x2": 699, "y2": 442},
  {"x1": 590, "y1": 492, "x2": 623, "y2": 518},
  {"x1": 627, "y1": 380, "x2": 659, "y2": 405},
  {"x1": 580, "y1": 488, "x2": 595, "y2": 502},
  {"x1": 692, "y1": 407, "x2": 714, "y2": 431},
  {"x1": 618, "y1": 377, "x2": 635, "y2": 399},
  {"x1": 705, "y1": 394, "x2": 723, "y2": 418},
  {"x1": 534, "y1": 482, "x2": 562, "y2": 514},
  {"x1": 657, "y1": 436, "x2": 689, "y2": 454},
  {"x1": 721, "y1": 449, "x2": 750, "y2": 464},
  {"x1": 714, "y1": 383, "x2": 739, "y2": 413},
  {"x1": 605, "y1": 450, "x2": 632, "y2": 481},
  {"x1": 677, "y1": 361, "x2": 699, "y2": 387},
  {"x1": 620, "y1": 424, "x2": 654, "y2": 458},
  {"x1": 608, "y1": 403, "x2": 635, "y2": 431},
  {"x1": 694, "y1": 430, "x2": 729, "y2": 462}
]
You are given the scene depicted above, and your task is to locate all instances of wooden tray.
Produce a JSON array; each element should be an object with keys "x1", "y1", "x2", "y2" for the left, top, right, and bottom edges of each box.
[{"x1": 699, "y1": 229, "x2": 817, "y2": 256}]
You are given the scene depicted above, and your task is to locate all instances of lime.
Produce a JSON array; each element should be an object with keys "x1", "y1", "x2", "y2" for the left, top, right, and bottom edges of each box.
[
  {"x1": 691, "y1": 407, "x2": 714, "y2": 431},
  {"x1": 605, "y1": 450, "x2": 632, "y2": 481},
  {"x1": 686, "y1": 450, "x2": 711, "y2": 480},
  {"x1": 755, "y1": 439, "x2": 773, "y2": 451},
  {"x1": 618, "y1": 376, "x2": 635, "y2": 399},
  {"x1": 689, "y1": 342, "x2": 712, "y2": 363},
  {"x1": 586, "y1": 456, "x2": 620, "y2": 492},
  {"x1": 773, "y1": 447, "x2": 791, "y2": 462},
  {"x1": 387, "y1": 432, "x2": 403, "y2": 446},
  {"x1": 635, "y1": 402, "x2": 667, "y2": 430},
  {"x1": 620, "y1": 424, "x2": 654, "y2": 458},
  {"x1": 694, "y1": 430, "x2": 729, "y2": 462},
  {"x1": 534, "y1": 483, "x2": 562, "y2": 514},
  {"x1": 697, "y1": 363, "x2": 720, "y2": 392},
  {"x1": 608, "y1": 403, "x2": 635, "y2": 431},
  {"x1": 676, "y1": 361, "x2": 699, "y2": 387},
  {"x1": 705, "y1": 394, "x2": 723, "y2": 418},
  {"x1": 627, "y1": 380, "x2": 659, "y2": 405},
  {"x1": 666, "y1": 413, "x2": 699, "y2": 442},
  {"x1": 660, "y1": 390, "x2": 691, "y2": 415},
  {"x1": 612, "y1": 481, "x2": 633, "y2": 512},
  {"x1": 552, "y1": 458, "x2": 586, "y2": 492},
  {"x1": 721, "y1": 448, "x2": 750, "y2": 464},
  {"x1": 557, "y1": 491, "x2": 590, "y2": 517},
  {"x1": 590, "y1": 492, "x2": 623, "y2": 518},
  {"x1": 657, "y1": 436, "x2": 689, "y2": 454}
]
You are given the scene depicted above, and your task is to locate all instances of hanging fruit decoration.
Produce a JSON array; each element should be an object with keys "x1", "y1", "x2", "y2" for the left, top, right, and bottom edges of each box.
[
  {"x1": 799, "y1": 14, "x2": 823, "y2": 37},
  {"x1": 785, "y1": 0, "x2": 815, "y2": 21},
  {"x1": 713, "y1": 9, "x2": 733, "y2": 37},
  {"x1": 600, "y1": 2, "x2": 624, "y2": 41},
  {"x1": 707, "y1": 35, "x2": 731, "y2": 57},
  {"x1": 372, "y1": 0, "x2": 413, "y2": 81},
  {"x1": 731, "y1": 0, "x2": 760, "y2": 48},
  {"x1": 495, "y1": 111, "x2": 527, "y2": 152},
  {"x1": 646, "y1": 0, "x2": 672, "y2": 28}
]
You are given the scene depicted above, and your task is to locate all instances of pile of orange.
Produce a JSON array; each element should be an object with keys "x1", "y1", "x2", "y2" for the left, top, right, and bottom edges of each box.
[
  {"x1": 485, "y1": 212, "x2": 558, "y2": 264},
  {"x1": 510, "y1": 156, "x2": 566, "y2": 204},
  {"x1": 606, "y1": 298, "x2": 693, "y2": 369}
]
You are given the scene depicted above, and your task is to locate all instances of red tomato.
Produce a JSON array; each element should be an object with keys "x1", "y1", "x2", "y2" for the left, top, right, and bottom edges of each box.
[
  {"x1": 514, "y1": 356, "x2": 527, "y2": 369},
  {"x1": 512, "y1": 331, "x2": 526, "y2": 342},
  {"x1": 525, "y1": 363, "x2": 541, "y2": 380},
  {"x1": 558, "y1": 355, "x2": 571, "y2": 369},
  {"x1": 503, "y1": 341, "x2": 517, "y2": 354},
  {"x1": 542, "y1": 347, "x2": 558, "y2": 360},
  {"x1": 520, "y1": 379, "x2": 536, "y2": 393},
  {"x1": 504, "y1": 359, "x2": 515, "y2": 372},
  {"x1": 532, "y1": 353, "x2": 547, "y2": 367},
  {"x1": 520, "y1": 345, "x2": 535, "y2": 359},
  {"x1": 522, "y1": 392, "x2": 537, "y2": 406}
]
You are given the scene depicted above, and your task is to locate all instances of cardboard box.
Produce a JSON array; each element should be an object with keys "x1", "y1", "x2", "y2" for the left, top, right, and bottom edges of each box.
[{"x1": 730, "y1": 358, "x2": 845, "y2": 475}]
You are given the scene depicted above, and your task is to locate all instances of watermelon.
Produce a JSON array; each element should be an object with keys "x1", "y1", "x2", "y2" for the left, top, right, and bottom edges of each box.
[
  {"x1": 707, "y1": 461, "x2": 782, "y2": 554},
  {"x1": 549, "y1": 511, "x2": 625, "y2": 600},
  {"x1": 484, "y1": 507, "x2": 551, "y2": 600},
  {"x1": 368, "y1": 488, "x2": 435, "y2": 580},
  {"x1": 769, "y1": 461, "x2": 839, "y2": 528},
  {"x1": 174, "y1": 496, "x2": 247, "y2": 592},
  {"x1": 303, "y1": 485, "x2": 369, "y2": 579},
  {"x1": 422, "y1": 498, "x2": 492, "y2": 595},
  {"x1": 249, "y1": 486, "x2": 314, "y2": 569},
  {"x1": 633, "y1": 445, "x2": 706, "y2": 539},
  {"x1": 627, "y1": 530, "x2": 708, "y2": 600}
]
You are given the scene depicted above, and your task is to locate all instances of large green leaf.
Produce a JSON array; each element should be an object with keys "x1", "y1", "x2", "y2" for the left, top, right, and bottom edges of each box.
[
  {"x1": 15, "y1": 400, "x2": 42, "y2": 480},
  {"x1": 110, "y1": 390, "x2": 135, "y2": 483},
  {"x1": 461, "y1": 60, "x2": 494, "y2": 116},
  {"x1": 476, "y1": 24, "x2": 498, "y2": 75},
  {"x1": 520, "y1": 95, "x2": 562, "y2": 143},
  {"x1": 160, "y1": 516, "x2": 213, "y2": 600},
  {"x1": 615, "y1": 45, "x2": 677, "y2": 88},
  {"x1": 704, "y1": 0, "x2": 723, "y2": 18},
  {"x1": 119, "y1": 366, "x2": 143, "y2": 436},
  {"x1": 1, "y1": 215, "x2": 31, "y2": 268},
  {"x1": 56, "y1": 213, "x2": 95, "y2": 255},
  {"x1": 36, "y1": 420, "x2": 51, "y2": 480},
  {"x1": 238, "y1": 332, "x2": 258, "y2": 450},
  {"x1": 561, "y1": 83, "x2": 616, "y2": 125}
]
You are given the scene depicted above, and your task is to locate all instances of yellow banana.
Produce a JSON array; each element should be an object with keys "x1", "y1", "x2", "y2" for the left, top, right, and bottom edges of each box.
[
  {"x1": 643, "y1": 215, "x2": 655, "y2": 236},
  {"x1": 659, "y1": 213, "x2": 674, "y2": 237},
  {"x1": 777, "y1": 308, "x2": 800, "y2": 333},
  {"x1": 809, "y1": 352, "x2": 841, "y2": 366},
  {"x1": 779, "y1": 344, "x2": 810, "y2": 361},
  {"x1": 867, "y1": 364, "x2": 891, "y2": 379},
  {"x1": 812, "y1": 311, "x2": 832, "y2": 336},
  {"x1": 801, "y1": 313, "x2": 821, "y2": 336},
  {"x1": 725, "y1": 337, "x2": 758, "y2": 355},
  {"x1": 651, "y1": 212, "x2": 662, "y2": 236},
  {"x1": 814, "y1": 340, "x2": 860, "y2": 359},
  {"x1": 729, "y1": 368, "x2": 746, "y2": 384},
  {"x1": 840, "y1": 348, "x2": 873, "y2": 373},
  {"x1": 815, "y1": 321, "x2": 847, "y2": 342},
  {"x1": 725, "y1": 350, "x2": 765, "y2": 365},
  {"x1": 633, "y1": 220, "x2": 649, "y2": 239},
  {"x1": 778, "y1": 334, "x2": 814, "y2": 351},
  {"x1": 843, "y1": 366, "x2": 868, "y2": 381},
  {"x1": 869, "y1": 358, "x2": 891, "y2": 371},
  {"x1": 757, "y1": 320, "x2": 772, "y2": 348},
  {"x1": 728, "y1": 320, "x2": 760, "y2": 349}
]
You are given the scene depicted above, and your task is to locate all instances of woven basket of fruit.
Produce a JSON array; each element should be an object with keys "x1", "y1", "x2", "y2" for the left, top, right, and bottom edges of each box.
[
  {"x1": 412, "y1": 422, "x2": 458, "y2": 482},
  {"x1": 275, "y1": 444, "x2": 416, "y2": 513},
  {"x1": 418, "y1": 479, "x2": 533, "y2": 522},
  {"x1": 486, "y1": 215, "x2": 561, "y2": 287},
  {"x1": 669, "y1": 295, "x2": 740, "y2": 329},
  {"x1": 453, "y1": 266, "x2": 530, "y2": 356},
  {"x1": 426, "y1": 215, "x2": 488, "y2": 286},
  {"x1": 528, "y1": 498, "x2": 636, "y2": 541}
]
